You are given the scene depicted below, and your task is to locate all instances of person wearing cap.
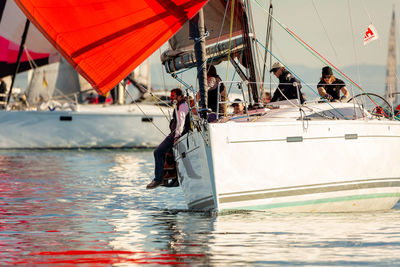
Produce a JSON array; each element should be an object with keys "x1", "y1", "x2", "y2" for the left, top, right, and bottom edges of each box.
[
  {"x1": 317, "y1": 66, "x2": 349, "y2": 101},
  {"x1": 232, "y1": 98, "x2": 244, "y2": 114},
  {"x1": 269, "y1": 62, "x2": 304, "y2": 103}
]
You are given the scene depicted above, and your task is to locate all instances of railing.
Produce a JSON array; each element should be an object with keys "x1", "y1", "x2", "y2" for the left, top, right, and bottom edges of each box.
[
  {"x1": 211, "y1": 80, "x2": 393, "y2": 121},
  {"x1": 215, "y1": 81, "x2": 306, "y2": 121},
  {"x1": 216, "y1": 81, "x2": 250, "y2": 121}
]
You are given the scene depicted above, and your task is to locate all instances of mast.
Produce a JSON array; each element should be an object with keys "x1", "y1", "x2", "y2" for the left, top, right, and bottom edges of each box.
[
  {"x1": 261, "y1": 1, "x2": 273, "y2": 85},
  {"x1": 242, "y1": 0, "x2": 261, "y2": 105},
  {"x1": 385, "y1": 8, "x2": 397, "y2": 106},
  {"x1": 6, "y1": 19, "x2": 30, "y2": 107},
  {"x1": 190, "y1": 9, "x2": 208, "y2": 119}
]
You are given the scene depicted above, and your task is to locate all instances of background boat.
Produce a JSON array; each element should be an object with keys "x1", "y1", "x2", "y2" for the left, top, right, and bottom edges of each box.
[
  {"x1": 0, "y1": 0, "x2": 172, "y2": 149},
  {"x1": 0, "y1": 58, "x2": 172, "y2": 149}
]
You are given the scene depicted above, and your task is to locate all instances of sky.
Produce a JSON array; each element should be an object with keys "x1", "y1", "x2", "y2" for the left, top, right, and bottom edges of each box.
[
  {"x1": 149, "y1": 0, "x2": 399, "y2": 92},
  {"x1": 255, "y1": 0, "x2": 397, "y2": 68}
]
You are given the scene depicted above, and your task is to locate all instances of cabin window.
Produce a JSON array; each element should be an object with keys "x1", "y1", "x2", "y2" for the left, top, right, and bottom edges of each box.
[
  {"x1": 59, "y1": 116, "x2": 72, "y2": 121},
  {"x1": 142, "y1": 117, "x2": 153, "y2": 122}
]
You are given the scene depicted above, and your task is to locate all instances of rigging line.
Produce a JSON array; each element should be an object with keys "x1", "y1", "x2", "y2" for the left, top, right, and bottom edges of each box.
[
  {"x1": 283, "y1": 26, "x2": 394, "y2": 118},
  {"x1": 24, "y1": 47, "x2": 39, "y2": 69},
  {"x1": 124, "y1": 75, "x2": 171, "y2": 108},
  {"x1": 227, "y1": 69, "x2": 237, "y2": 95},
  {"x1": 124, "y1": 85, "x2": 168, "y2": 137},
  {"x1": 255, "y1": 40, "x2": 317, "y2": 99},
  {"x1": 347, "y1": 0, "x2": 361, "y2": 85},
  {"x1": 311, "y1": 0, "x2": 340, "y2": 63},
  {"x1": 253, "y1": 29, "x2": 265, "y2": 89},
  {"x1": 255, "y1": 39, "x2": 346, "y2": 119},
  {"x1": 247, "y1": 0, "x2": 264, "y2": 93},
  {"x1": 207, "y1": 0, "x2": 229, "y2": 69},
  {"x1": 273, "y1": 85, "x2": 301, "y2": 109},
  {"x1": 158, "y1": 48, "x2": 167, "y2": 91},
  {"x1": 172, "y1": 73, "x2": 191, "y2": 89},
  {"x1": 252, "y1": 1, "x2": 353, "y2": 87},
  {"x1": 269, "y1": 18, "x2": 273, "y2": 97},
  {"x1": 147, "y1": 90, "x2": 172, "y2": 108},
  {"x1": 252, "y1": 1, "x2": 391, "y2": 118},
  {"x1": 227, "y1": 51, "x2": 243, "y2": 96},
  {"x1": 346, "y1": 0, "x2": 360, "y2": 118},
  {"x1": 362, "y1": 0, "x2": 373, "y2": 24},
  {"x1": 148, "y1": 92, "x2": 171, "y2": 122},
  {"x1": 262, "y1": 1, "x2": 273, "y2": 84},
  {"x1": 225, "y1": 0, "x2": 236, "y2": 81},
  {"x1": 125, "y1": 75, "x2": 173, "y2": 120},
  {"x1": 362, "y1": 0, "x2": 383, "y2": 46}
]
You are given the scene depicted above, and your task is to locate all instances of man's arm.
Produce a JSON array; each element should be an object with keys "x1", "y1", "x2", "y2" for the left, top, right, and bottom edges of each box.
[
  {"x1": 317, "y1": 86, "x2": 333, "y2": 100},
  {"x1": 317, "y1": 86, "x2": 327, "y2": 98},
  {"x1": 340, "y1": 86, "x2": 350, "y2": 99}
]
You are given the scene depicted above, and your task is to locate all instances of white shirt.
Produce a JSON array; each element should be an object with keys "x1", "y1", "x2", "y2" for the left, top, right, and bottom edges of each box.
[{"x1": 175, "y1": 102, "x2": 189, "y2": 138}]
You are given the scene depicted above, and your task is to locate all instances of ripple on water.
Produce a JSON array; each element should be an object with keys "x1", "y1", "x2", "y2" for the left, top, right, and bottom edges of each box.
[{"x1": 0, "y1": 150, "x2": 400, "y2": 266}]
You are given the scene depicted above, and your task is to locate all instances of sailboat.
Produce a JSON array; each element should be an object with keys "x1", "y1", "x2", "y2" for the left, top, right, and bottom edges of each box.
[
  {"x1": 385, "y1": 8, "x2": 399, "y2": 114},
  {"x1": 0, "y1": 0, "x2": 171, "y2": 149},
  {"x1": 15, "y1": 0, "x2": 400, "y2": 212}
]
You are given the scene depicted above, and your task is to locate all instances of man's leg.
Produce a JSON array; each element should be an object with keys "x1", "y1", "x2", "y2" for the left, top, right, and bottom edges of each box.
[{"x1": 147, "y1": 134, "x2": 174, "y2": 189}]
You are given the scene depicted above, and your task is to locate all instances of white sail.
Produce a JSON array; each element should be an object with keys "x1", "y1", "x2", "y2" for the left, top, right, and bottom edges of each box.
[
  {"x1": 26, "y1": 58, "x2": 81, "y2": 104},
  {"x1": 385, "y1": 9, "x2": 398, "y2": 106},
  {"x1": 131, "y1": 59, "x2": 151, "y2": 91}
]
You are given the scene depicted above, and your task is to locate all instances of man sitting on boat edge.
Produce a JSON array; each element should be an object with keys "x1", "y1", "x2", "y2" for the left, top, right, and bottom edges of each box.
[
  {"x1": 146, "y1": 88, "x2": 190, "y2": 189},
  {"x1": 270, "y1": 62, "x2": 305, "y2": 103}
]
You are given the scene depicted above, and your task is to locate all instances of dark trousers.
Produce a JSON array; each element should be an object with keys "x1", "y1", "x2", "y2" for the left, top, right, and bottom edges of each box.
[{"x1": 154, "y1": 133, "x2": 174, "y2": 182}]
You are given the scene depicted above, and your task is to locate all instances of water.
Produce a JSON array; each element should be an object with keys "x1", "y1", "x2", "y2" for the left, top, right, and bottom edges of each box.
[{"x1": 1, "y1": 149, "x2": 400, "y2": 266}]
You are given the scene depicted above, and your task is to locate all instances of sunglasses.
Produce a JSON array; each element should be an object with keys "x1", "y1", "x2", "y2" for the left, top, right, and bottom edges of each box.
[
  {"x1": 272, "y1": 68, "x2": 279, "y2": 73},
  {"x1": 323, "y1": 75, "x2": 331, "y2": 79}
]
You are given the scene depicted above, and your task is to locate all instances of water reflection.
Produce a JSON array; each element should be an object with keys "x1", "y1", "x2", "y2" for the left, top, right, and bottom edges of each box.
[{"x1": 1, "y1": 150, "x2": 400, "y2": 266}]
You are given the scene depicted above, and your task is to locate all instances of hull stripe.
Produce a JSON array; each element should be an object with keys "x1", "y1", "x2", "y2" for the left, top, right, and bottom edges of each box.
[
  {"x1": 219, "y1": 181, "x2": 400, "y2": 204},
  {"x1": 225, "y1": 193, "x2": 400, "y2": 211},
  {"x1": 219, "y1": 178, "x2": 400, "y2": 197},
  {"x1": 228, "y1": 135, "x2": 400, "y2": 144}
]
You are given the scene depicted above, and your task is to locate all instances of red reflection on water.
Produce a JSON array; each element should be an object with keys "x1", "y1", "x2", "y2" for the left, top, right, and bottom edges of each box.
[
  {"x1": 32, "y1": 250, "x2": 141, "y2": 255},
  {"x1": 12, "y1": 250, "x2": 205, "y2": 265}
]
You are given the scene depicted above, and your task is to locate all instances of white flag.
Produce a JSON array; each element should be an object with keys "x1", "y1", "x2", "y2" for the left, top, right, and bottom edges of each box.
[{"x1": 364, "y1": 24, "x2": 379, "y2": 45}]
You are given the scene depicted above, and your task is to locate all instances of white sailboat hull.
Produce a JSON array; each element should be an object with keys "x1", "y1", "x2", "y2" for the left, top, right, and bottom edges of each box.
[
  {"x1": 0, "y1": 104, "x2": 170, "y2": 149},
  {"x1": 175, "y1": 117, "x2": 400, "y2": 212}
]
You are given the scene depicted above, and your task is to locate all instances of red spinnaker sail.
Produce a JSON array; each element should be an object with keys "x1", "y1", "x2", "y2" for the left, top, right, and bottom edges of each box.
[{"x1": 14, "y1": 0, "x2": 209, "y2": 95}]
